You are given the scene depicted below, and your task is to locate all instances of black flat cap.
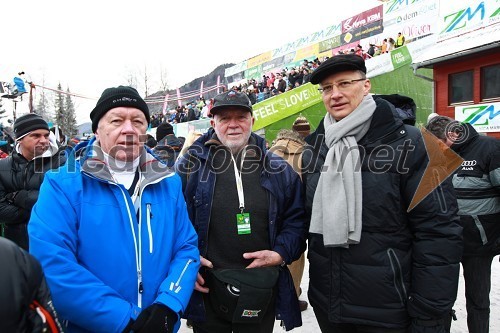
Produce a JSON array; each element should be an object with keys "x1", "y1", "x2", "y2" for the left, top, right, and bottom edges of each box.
[{"x1": 310, "y1": 54, "x2": 366, "y2": 84}]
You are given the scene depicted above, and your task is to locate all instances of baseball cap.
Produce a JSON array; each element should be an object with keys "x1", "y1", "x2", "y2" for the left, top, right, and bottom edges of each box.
[{"x1": 210, "y1": 90, "x2": 253, "y2": 115}]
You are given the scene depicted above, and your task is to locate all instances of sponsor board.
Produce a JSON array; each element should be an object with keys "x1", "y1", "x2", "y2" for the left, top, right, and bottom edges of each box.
[
  {"x1": 455, "y1": 102, "x2": 500, "y2": 133},
  {"x1": 253, "y1": 83, "x2": 321, "y2": 130}
]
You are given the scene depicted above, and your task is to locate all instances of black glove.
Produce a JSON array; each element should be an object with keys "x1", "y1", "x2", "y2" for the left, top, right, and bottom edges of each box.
[
  {"x1": 4, "y1": 191, "x2": 18, "y2": 204},
  {"x1": 410, "y1": 317, "x2": 447, "y2": 333},
  {"x1": 130, "y1": 304, "x2": 177, "y2": 333}
]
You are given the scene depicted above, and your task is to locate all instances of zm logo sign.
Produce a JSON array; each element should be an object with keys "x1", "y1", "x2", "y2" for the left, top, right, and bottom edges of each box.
[
  {"x1": 385, "y1": 0, "x2": 423, "y2": 14},
  {"x1": 441, "y1": 2, "x2": 485, "y2": 33},
  {"x1": 461, "y1": 104, "x2": 500, "y2": 126}
]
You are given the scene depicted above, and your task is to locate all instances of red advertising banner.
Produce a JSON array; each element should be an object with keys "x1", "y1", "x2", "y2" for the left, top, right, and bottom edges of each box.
[{"x1": 342, "y1": 5, "x2": 383, "y2": 33}]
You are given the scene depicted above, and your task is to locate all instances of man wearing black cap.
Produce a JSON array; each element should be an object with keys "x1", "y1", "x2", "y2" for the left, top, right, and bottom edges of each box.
[
  {"x1": 302, "y1": 54, "x2": 462, "y2": 332},
  {"x1": 0, "y1": 113, "x2": 65, "y2": 250},
  {"x1": 28, "y1": 86, "x2": 200, "y2": 332},
  {"x1": 176, "y1": 90, "x2": 307, "y2": 332},
  {"x1": 153, "y1": 122, "x2": 183, "y2": 167}
]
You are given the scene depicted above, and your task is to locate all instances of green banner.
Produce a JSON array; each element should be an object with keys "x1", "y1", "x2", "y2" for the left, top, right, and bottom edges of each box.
[
  {"x1": 319, "y1": 35, "x2": 341, "y2": 52},
  {"x1": 245, "y1": 64, "x2": 263, "y2": 80},
  {"x1": 391, "y1": 45, "x2": 412, "y2": 69},
  {"x1": 253, "y1": 83, "x2": 322, "y2": 130}
]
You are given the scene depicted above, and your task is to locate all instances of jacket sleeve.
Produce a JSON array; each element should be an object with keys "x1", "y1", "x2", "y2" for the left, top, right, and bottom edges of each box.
[
  {"x1": 489, "y1": 142, "x2": 500, "y2": 191},
  {"x1": 173, "y1": 153, "x2": 190, "y2": 192},
  {"x1": 13, "y1": 189, "x2": 39, "y2": 211},
  {"x1": 0, "y1": 196, "x2": 30, "y2": 224},
  {"x1": 272, "y1": 163, "x2": 308, "y2": 265},
  {"x1": 402, "y1": 134, "x2": 463, "y2": 321},
  {"x1": 154, "y1": 176, "x2": 200, "y2": 317},
  {"x1": 28, "y1": 172, "x2": 139, "y2": 333},
  {"x1": 32, "y1": 269, "x2": 65, "y2": 332},
  {"x1": 0, "y1": 173, "x2": 30, "y2": 224}
]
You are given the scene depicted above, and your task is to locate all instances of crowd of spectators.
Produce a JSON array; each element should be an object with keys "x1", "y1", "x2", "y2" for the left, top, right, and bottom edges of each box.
[
  {"x1": 148, "y1": 32, "x2": 406, "y2": 129},
  {"x1": 226, "y1": 58, "x2": 323, "y2": 105},
  {"x1": 149, "y1": 96, "x2": 215, "y2": 128},
  {"x1": 335, "y1": 32, "x2": 405, "y2": 59}
]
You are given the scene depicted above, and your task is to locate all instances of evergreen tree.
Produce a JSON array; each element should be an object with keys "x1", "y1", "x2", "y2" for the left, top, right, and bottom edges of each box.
[
  {"x1": 35, "y1": 86, "x2": 53, "y2": 123},
  {"x1": 54, "y1": 83, "x2": 65, "y2": 132},
  {"x1": 63, "y1": 87, "x2": 77, "y2": 138}
]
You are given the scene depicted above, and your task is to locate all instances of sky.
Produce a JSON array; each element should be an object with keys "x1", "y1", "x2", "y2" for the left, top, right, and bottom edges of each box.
[{"x1": 1, "y1": 0, "x2": 382, "y2": 125}]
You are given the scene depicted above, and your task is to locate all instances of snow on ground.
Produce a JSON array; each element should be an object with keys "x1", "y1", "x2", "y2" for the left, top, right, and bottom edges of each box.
[{"x1": 179, "y1": 255, "x2": 500, "y2": 332}]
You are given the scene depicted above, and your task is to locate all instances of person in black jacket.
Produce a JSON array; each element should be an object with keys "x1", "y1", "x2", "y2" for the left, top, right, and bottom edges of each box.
[
  {"x1": 426, "y1": 116, "x2": 500, "y2": 333},
  {"x1": 302, "y1": 54, "x2": 462, "y2": 332},
  {"x1": 0, "y1": 237, "x2": 63, "y2": 332},
  {"x1": 0, "y1": 113, "x2": 66, "y2": 250},
  {"x1": 153, "y1": 122, "x2": 183, "y2": 167}
]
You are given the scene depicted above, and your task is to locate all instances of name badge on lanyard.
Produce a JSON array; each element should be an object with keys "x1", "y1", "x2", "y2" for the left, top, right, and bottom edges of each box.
[{"x1": 231, "y1": 149, "x2": 251, "y2": 235}]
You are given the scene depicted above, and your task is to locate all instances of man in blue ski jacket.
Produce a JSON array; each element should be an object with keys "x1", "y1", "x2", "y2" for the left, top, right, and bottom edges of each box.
[{"x1": 28, "y1": 86, "x2": 200, "y2": 333}]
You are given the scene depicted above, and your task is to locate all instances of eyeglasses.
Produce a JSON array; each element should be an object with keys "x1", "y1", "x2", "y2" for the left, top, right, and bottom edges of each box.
[{"x1": 317, "y1": 78, "x2": 366, "y2": 94}]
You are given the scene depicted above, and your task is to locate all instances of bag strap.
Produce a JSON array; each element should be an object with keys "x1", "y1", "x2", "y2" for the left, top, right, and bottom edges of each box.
[{"x1": 29, "y1": 300, "x2": 60, "y2": 333}]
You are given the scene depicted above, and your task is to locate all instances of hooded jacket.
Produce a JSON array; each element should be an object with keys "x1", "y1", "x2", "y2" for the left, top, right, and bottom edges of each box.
[
  {"x1": 28, "y1": 138, "x2": 200, "y2": 333},
  {"x1": 0, "y1": 137, "x2": 66, "y2": 250},
  {"x1": 302, "y1": 97, "x2": 462, "y2": 329},
  {"x1": 450, "y1": 123, "x2": 500, "y2": 257},
  {"x1": 175, "y1": 130, "x2": 307, "y2": 331}
]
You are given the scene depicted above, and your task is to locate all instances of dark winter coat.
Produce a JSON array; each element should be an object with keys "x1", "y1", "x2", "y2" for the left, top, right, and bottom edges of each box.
[
  {"x1": 175, "y1": 130, "x2": 307, "y2": 331},
  {"x1": 153, "y1": 134, "x2": 183, "y2": 167},
  {"x1": 302, "y1": 97, "x2": 463, "y2": 329},
  {"x1": 0, "y1": 237, "x2": 63, "y2": 332},
  {"x1": 450, "y1": 123, "x2": 500, "y2": 257},
  {"x1": 0, "y1": 147, "x2": 66, "y2": 250},
  {"x1": 277, "y1": 79, "x2": 287, "y2": 93}
]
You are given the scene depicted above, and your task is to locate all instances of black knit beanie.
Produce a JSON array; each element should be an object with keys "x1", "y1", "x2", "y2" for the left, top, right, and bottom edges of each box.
[
  {"x1": 13, "y1": 113, "x2": 49, "y2": 139},
  {"x1": 90, "y1": 86, "x2": 150, "y2": 132},
  {"x1": 156, "y1": 122, "x2": 174, "y2": 142}
]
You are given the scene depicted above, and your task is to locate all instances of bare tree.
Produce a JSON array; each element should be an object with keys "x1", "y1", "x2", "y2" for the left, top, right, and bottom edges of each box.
[
  {"x1": 158, "y1": 65, "x2": 169, "y2": 93},
  {"x1": 125, "y1": 70, "x2": 137, "y2": 90},
  {"x1": 141, "y1": 64, "x2": 151, "y2": 97}
]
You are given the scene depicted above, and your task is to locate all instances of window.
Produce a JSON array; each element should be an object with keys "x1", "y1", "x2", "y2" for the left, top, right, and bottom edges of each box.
[
  {"x1": 449, "y1": 71, "x2": 473, "y2": 104},
  {"x1": 481, "y1": 64, "x2": 500, "y2": 100}
]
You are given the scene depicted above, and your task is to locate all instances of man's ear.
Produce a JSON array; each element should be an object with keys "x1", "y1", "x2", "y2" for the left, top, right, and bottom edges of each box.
[{"x1": 447, "y1": 131, "x2": 459, "y2": 142}]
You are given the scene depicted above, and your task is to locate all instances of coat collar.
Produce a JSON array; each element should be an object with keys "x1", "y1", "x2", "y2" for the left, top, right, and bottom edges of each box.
[{"x1": 80, "y1": 137, "x2": 174, "y2": 184}]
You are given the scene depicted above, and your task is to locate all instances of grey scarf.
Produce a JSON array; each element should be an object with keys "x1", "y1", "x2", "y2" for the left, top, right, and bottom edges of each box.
[{"x1": 310, "y1": 94, "x2": 376, "y2": 247}]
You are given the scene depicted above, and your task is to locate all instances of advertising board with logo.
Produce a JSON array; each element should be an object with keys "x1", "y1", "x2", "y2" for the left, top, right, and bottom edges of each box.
[{"x1": 455, "y1": 101, "x2": 500, "y2": 133}]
